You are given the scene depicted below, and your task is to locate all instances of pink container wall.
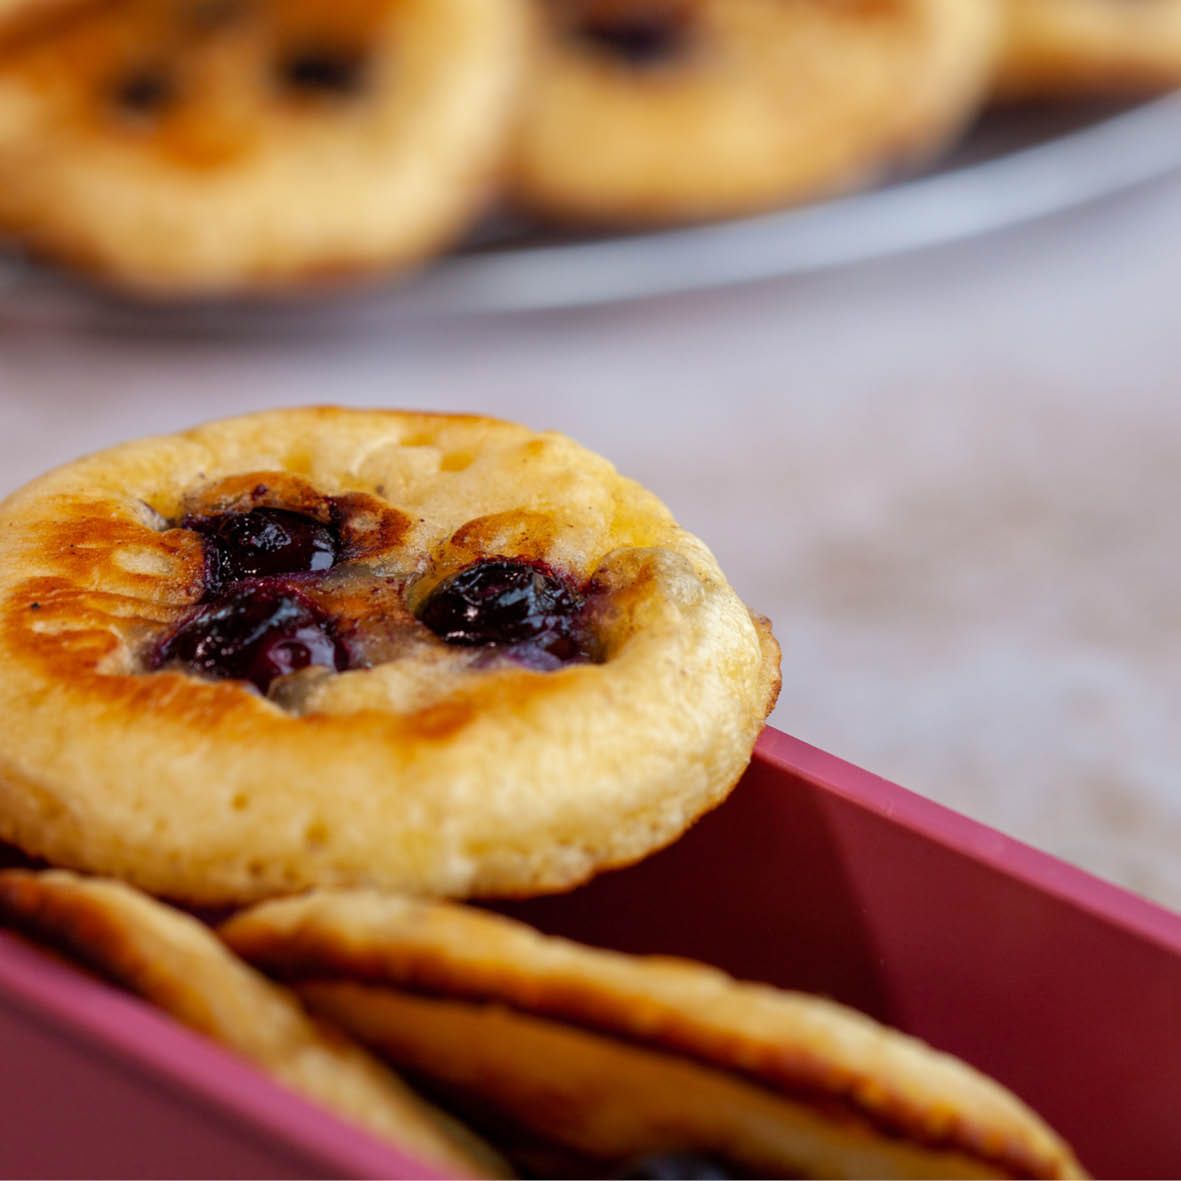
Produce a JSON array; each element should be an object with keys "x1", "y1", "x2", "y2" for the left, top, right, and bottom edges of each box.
[
  {"x1": 3, "y1": 727, "x2": 1180, "y2": 1178},
  {"x1": 0, "y1": 932, "x2": 443, "y2": 1179},
  {"x1": 504, "y1": 729, "x2": 1181, "y2": 1180}
]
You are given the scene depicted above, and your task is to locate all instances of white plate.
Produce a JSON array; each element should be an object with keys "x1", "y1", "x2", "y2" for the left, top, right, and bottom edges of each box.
[{"x1": 3, "y1": 93, "x2": 1180, "y2": 331}]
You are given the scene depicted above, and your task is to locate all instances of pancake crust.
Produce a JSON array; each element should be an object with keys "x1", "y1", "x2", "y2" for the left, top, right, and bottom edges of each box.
[
  {"x1": 300, "y1": 986, "x2": 1018, "y2": 1179},
  {"x1": 0, "y1": 870, "x2": 506, "y2": 1177},
  {"x1": 512, "y1": 0, "x2": 999, "y2": 225},
  {"x1": 0, "y1": 408, "x2": 780, "y2": 904},
  {"x1": 221, "y1": 891, "x2": 1087, "y2": 1180},
  {"x1": 0, "y1": 0, "x2": 530, "y2": 293},
  {"x1": 997, "y1": 0, "x2": 1181, "y2": 97}
]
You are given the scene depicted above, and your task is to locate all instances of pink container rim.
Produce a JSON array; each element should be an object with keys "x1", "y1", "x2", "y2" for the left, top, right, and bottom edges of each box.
[
  {"x1": 755, "y1": 727, "x2": 1181, "y2": 953},
  {"x1": 0, "y1": 917, "x2": 450, "y2": 1178}
]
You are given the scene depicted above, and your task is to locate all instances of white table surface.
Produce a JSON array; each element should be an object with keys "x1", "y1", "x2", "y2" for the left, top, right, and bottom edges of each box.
[{"x1": 2, "y1": 171, "x2": 1179, "y2": 910}]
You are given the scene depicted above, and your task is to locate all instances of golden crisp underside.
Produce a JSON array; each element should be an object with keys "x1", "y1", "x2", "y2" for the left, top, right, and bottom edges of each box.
[
  {"x1": 221, "y1": 891, "x2": 1087, "y2": 1181},
  {"x1": 512, "y1": 0, "x2": 1000, "y2": 224},
  {"x1": 997, "y1": 0, "x2": 1181, "y2": 96},
  {"x1": 0, "y1": 408, "x2": 780, "y2": 905},
  {"x1": 0, "y1": 0, "x2": 531, "y2": 292},
  {"x1": 0, "y1": 870, "x2": 507, "y2": 1177}
]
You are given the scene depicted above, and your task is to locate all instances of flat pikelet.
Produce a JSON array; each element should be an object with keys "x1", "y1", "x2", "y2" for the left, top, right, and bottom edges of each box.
[
  {"x1": 511, "y1": 0, "x2": 999, "y2": 226},
  {"x1": 221, "y1": 891, "x2": 1087, "y2": 1180},
  {"x1": 0, "y1": 0, "x2": 530, "y2": 293},
  {"x1": 997, "y1": 0, "x2": 1181, "y2": 97},
  {"x1": 0, "y1": 408, "x2": 780, "y2": 905},
  {"x1": 0, "y1": 870, "x2": 506, "y2": 1177}
]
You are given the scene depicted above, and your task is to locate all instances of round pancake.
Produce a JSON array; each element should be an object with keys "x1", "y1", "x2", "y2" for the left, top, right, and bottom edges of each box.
[
  {"x1": 511, "y1": 0, "x2": 999, "y2": 225},
  {"x1": 220, "y1": 891, "x2": 1086, "y2": 1180},
  {"x1": 0, "y1": 0, "x2": 530, "y2": 294},
  {"x1": 0, "y1": 870, "x2": 506, "y2": 1177},
  {"x1": 997, "y1": 0, "x2": 1181, "y2": 97},
  {"x1": 0, "y1": 408, "x2": 780, "y2": 905}
]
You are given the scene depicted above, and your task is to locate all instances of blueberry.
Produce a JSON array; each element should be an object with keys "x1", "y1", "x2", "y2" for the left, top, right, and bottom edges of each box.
[
  {"x1": 418, "y1": 559, "x2": 590, "y2": 665},
  {"x1": 573, "y1": 15, "x2": 686, "y2": 65},
  {"x1": 278, "y1": 49, "x2": 368, "y2": 95},
  {"x1": 111, "y1": 69, "x2": 176, "y2": 117},
  {"x1": 187, "y1": 508, "x2": 337, "y2": 590},
  {"x1": 151, "y1": 581, "x2": 344, "y2": 692}
]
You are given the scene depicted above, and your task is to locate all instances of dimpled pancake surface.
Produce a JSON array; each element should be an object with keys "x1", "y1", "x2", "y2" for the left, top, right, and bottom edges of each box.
[
  {"x1": 997, "y1": 0, "x2": 1181, "y2": 97},
  {"x1": 221, "y1": 891, "x2": 1087, "y2": 1180},
  {"x1": 0, "y1": 870, "x2": 507, "y2": 1177},
  {"x1": 0, "y1": 0, "x2": 530, "y2": 293},
  {"x1": 0, "y1": 408, "x2": 780, "y2": 905},
  {"x1": 512, "y1": 0, "x2": 999, "y2": 225}
]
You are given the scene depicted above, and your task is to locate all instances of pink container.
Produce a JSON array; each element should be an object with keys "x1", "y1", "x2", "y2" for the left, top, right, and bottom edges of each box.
[{"x1": 1, "y1": 727, "x2": 1179, "y2": 1178}]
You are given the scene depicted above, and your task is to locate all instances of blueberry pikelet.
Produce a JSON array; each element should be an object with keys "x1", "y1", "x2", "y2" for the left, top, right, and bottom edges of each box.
[
  {"x1": 511, "y1": 0, "x2": 999, "y2": 226},
  {"x1": 0, "y1": 408, "x2": 780, "y2": 905},
  {"x1": 997, "y1": 0, "x2": 1181, "y2": 97},
  {"x1": 222, "y1": 891, "x2": 1087, "y2": 1179},
  {"x1": 0, "y1": 0, "x2": 530, "y2": 293}
]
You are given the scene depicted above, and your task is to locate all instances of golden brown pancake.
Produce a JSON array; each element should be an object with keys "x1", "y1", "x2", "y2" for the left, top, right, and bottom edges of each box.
[
  {"x1": 512, "y1": 0, "x2": 999, "y2": 225},
  {"x1": 0, "y1": 408, "x2": 779, "y2": 905},
  {"x1": 997, "y1": 0, "x2": 1181, "y2": 97},
  {"x1": 222, "y1": 890, "x2": 1087, "y2": 1180},
  {"x1": 0, "y1": 0, "x2": 531, "y2": 293}
]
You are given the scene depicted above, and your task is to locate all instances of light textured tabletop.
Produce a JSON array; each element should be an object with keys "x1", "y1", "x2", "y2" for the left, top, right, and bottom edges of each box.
[{"x1": 2, "y1": 172, "x2": 1179, "y2": 910}]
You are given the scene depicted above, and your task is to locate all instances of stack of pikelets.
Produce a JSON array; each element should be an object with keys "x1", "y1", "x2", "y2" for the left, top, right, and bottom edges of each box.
[
  {"x1": 0, "y1": 871, "x2": 1086, "y2": 1178},
  {"x1": 0, "y1": 0, "x2": 1174, "y2": 297}
]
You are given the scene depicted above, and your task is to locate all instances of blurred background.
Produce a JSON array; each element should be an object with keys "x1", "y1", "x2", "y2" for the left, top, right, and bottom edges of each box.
[{"x1": 1, "y1": 0, "x2": 1179, "y2": 911}]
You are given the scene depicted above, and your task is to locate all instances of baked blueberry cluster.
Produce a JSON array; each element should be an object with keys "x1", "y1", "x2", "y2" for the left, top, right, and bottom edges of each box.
[
  {"x1": 419, "y1": 558, "x2": 591, "y2": 671},
  {"x1": 150, "y1": 503, "x2": 594, "y2": 692},
  {"x1": 149, "y1": 508, "x2": 347, "y2": 692}
]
